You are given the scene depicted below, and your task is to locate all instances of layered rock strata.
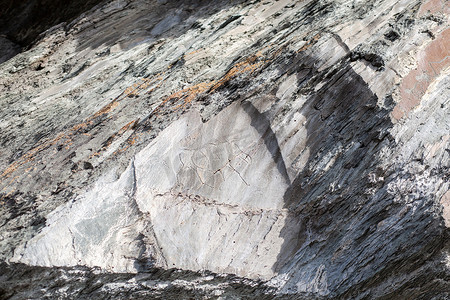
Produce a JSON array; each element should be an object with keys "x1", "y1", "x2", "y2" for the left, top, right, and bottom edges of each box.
[{"x1": 0, "y1": 0, "x2": 449, "y2": 298}]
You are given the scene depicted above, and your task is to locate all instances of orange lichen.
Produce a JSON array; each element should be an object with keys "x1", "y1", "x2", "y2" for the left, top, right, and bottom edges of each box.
[
  {"x1": 113, "y1": 133, "x2": 143, "y2": 155},
  {"x1": 90, "y1": 101, "x2": 120, "y2": 119},
  {"x1": 128, "y1": 134, "x2": 139, "y2": 145},
  {"x1": 124, "y1": 83, "x2": 141, "y2": 97},
  {"x1": 185, "y1": 48, "x2": 204, "y2": 58},
  {"x1": 89, "y1": 119, "x2": 140, "y2": 159},
  {"x1": 71, "y1": 121, "x2": 92, "y2": 132},
  {"x1": 154, "y1": 50, "x2": 271, "y2": 114},
  {"x1": 119, "y1": 119, "x2": 138, "y2": 134},
  {"x1": 167, "y1": 82, "x2": 216, "y2": 110},
  {"x1": 296, "y1": 33, "x2": 321, "y2": 53},
  {"x1": 210, "y1": 57, "x2": 264, "y2": 92},
  {"x1": 1, "y1": 44, "x2": 288, "y2": 196},
  {"x1": 123, "y1": 73, "x2": 164, "y2": 98}
]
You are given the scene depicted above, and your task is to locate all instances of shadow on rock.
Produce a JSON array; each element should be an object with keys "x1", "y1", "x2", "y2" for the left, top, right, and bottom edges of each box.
[
  {"x1": 0, "y1": 0, "x2": 105, "y2": 46},
  {"x1": 270, "y1": 47, "x2": 446, "y2": 297},
  {"x1": 73, "y1": 0, "x2": 247, "y2": 53}
]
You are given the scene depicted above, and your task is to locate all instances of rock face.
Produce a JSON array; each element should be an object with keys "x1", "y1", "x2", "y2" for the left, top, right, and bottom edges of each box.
[{"x1": 0, "y1": 0, "x2": 449, "y2": 299}]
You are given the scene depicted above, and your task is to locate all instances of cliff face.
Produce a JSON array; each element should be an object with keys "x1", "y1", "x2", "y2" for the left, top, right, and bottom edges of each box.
[{"x1": 0, "y1": 0, "x2": 449, "y2": 299}]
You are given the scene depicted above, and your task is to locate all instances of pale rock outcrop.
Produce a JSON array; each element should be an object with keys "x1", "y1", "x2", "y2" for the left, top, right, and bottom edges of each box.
[{"x1": 0, "y1": 0, "x2": 449, "y2": 299}]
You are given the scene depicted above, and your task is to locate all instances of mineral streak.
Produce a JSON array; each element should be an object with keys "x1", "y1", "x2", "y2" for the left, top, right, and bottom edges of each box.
[{"x1": 0, "y1": 0, "x2": 449, "y2": 299}]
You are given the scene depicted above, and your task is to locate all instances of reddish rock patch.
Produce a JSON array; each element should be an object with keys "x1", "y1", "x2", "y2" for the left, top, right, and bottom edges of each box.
[
  {"x1": 417, "y1": 0, "x2": 449, "y2": 17},
  {"x1": 441, "y1": 190, "x2": 450, "y2": 228},
  {"x1": 392, "y1": 28, "x2": 449, "y2": 120}
]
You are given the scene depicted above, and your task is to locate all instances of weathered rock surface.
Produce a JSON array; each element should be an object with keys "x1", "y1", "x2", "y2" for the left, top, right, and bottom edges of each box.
[{"x1": 0, "y1": 0, "x2": 449, "y2": 299}]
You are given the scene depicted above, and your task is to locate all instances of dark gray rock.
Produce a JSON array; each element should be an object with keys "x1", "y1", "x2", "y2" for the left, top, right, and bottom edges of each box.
[{"x1": 0, "y1": 0, "x2": 448, "y2": 299}]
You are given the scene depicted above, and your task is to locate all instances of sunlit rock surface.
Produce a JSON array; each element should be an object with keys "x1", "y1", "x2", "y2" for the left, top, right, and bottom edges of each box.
[{"x1": 0, "y1": 0, "x2": 449, "y2": 299}]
